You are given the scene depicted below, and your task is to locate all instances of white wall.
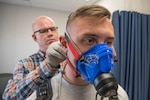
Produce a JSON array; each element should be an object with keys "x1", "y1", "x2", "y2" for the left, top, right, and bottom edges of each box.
[
  {"x1": 0, "y1": 0, "x2": 150, "y2": 73},
  {"x1": 97, "y1": 0, "x2": 150, "y2": 14},
  {"x1": 0, "y1": 3, "x2": 70, "y2": 73}
]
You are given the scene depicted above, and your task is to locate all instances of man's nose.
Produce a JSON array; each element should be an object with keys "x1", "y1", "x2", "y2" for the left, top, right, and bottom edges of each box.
[
  {"x1": 47, "y1": 29, "x2": 53, "y2": 36},
  {"x1": 111, "y1": 46, "x2": 118, "y2": 62}
]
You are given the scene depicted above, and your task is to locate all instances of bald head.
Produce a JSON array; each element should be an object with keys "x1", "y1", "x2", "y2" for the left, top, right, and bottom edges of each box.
[{"x1": 32, "y1": 16, "x2": 56, "y2": 34}]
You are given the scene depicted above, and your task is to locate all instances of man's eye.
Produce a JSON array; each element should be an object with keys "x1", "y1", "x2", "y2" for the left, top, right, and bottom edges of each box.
[
  {"x1": 50, "y1": 27, "x2": 58, "y2": 31},
  {"x1": 84, "y1": 38, "x2": 96, "y2": 45},
  {"x1": 106, "y1": 42, "x2": 113, "y2": 46},
  {"x1": 40, "y1": 29, "x2": 48, "y2": 33}
]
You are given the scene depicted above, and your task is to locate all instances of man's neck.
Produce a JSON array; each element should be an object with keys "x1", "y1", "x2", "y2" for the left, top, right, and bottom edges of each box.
[
  {"x1": 39, "y1": 49, "x2": 46, "y2": 57},
  {"x1": 63, "y1": 65, "x2": 89, "y2": 86}
]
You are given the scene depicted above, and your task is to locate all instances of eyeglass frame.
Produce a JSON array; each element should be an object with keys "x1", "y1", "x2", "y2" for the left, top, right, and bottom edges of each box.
[{"x1": 34, "y1": 26, "x2": 58, "y2": 34}]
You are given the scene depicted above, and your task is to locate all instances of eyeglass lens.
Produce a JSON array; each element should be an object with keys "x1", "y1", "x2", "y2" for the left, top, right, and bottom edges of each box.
[{"x1": 34, "y1": 27, "x2": 58, "y2": 34}]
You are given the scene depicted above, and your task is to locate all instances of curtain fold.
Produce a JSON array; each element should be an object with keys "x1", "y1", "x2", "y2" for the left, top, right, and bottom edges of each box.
[{"x1": 111, "y1": 11, "x2": 150, "y2": 100}]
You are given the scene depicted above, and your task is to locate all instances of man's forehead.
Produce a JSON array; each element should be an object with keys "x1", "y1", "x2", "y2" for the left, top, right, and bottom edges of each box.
[
  {"x1": 73, "y1": 32, "x2": 114, "y2": 39},
  {"x1": 67, "y1": 17, "x2": 114, "y2": 37},
  {"x1": 67, "y1": 16, "x2": 109, "y2": 30}
]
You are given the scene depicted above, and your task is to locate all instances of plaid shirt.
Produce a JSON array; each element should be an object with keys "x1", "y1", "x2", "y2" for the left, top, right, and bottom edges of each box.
[{"x1": 2, "y1": 50, "x2": 57, "y2": 100}]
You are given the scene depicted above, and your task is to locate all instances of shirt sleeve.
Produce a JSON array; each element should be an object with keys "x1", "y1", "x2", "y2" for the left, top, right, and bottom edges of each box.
[{"x1": 2, "y1": 59, "x2": 56, "y2": 100}]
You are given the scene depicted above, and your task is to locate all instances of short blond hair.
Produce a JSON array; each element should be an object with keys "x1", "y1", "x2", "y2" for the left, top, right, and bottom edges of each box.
[{"x1": 66, "y1": 4, "x2": 111, "y2": 29}]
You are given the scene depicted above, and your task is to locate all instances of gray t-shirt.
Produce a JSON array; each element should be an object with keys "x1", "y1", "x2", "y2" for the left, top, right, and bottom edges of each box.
[{"x1": 51, "y1": 73, "x2": 129, "y2": 100}]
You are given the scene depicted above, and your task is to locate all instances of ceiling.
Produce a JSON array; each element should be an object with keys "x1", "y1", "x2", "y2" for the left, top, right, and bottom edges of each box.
[{"x1": 0, "y1": 0, "x2": 100, "y2": 12}]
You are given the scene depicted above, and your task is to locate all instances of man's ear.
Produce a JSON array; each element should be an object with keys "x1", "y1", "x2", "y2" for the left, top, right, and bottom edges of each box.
[
  {"x1": 32, "y1": 34, "x2": 37, "y2": 42},
  {"x1": 59, "y1": 35, "x2": 68, "y2": 53},
  {"x1": 59, "y1": 35, "x2": 67, "y2": 48}
]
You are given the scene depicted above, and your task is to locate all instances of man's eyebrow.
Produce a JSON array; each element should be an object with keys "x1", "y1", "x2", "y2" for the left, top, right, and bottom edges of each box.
[
  {"x1": 80, "y1": 33, "x2": 99, "y2": 37},
  {"x1": 80, "y1": 33, "x2": 115, "y2": 39},
  {"x1": 106, "y1": 36, "x2": 115, "y2": 41}
]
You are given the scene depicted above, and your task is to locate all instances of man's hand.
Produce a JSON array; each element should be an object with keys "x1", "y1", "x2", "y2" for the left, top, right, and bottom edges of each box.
[{"x1": 46, "y1": 41, "x2": 66, "y2": 68}]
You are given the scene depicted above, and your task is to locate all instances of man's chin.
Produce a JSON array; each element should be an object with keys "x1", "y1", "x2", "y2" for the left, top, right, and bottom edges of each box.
[{"x1": 47, "y1": 40, "x2": 57, "y2": 45}]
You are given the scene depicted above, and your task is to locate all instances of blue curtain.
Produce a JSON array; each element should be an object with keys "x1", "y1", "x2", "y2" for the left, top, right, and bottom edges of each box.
[{"x1": 111, "y1": 11, "x2": 150, "y2": 100}]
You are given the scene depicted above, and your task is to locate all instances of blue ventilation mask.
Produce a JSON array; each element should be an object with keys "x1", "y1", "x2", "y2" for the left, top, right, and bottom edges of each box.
[{"x1": 77, "y1": 44, "x2": 114, "y2": 84}]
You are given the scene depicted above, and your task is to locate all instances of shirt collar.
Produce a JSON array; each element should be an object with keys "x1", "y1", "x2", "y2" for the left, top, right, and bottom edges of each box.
[{"x1": 38, "y1": 50, "x2": 46, "y2": 58}]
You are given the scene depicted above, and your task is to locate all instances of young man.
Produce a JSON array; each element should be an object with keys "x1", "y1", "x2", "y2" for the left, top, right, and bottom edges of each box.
[
  {"x1": 50, "y1": 4, "x2": 129, "y2": 100},
  {"x1": 2, "y1": 16, "x2": 65, "y2": 100}
]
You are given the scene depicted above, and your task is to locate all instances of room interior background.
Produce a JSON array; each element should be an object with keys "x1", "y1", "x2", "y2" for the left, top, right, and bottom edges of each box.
[
  {"x1": 0, "y1": 0, "x2": 150, "y2": 100},
  {"x1": 0, "y1": 0, "x2": 150, "y2": 73}
]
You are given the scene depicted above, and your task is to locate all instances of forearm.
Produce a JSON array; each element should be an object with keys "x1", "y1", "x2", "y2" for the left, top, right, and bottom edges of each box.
[
  {"x1": 3, "y1": 60, "x2": 57, "y2": 100},
  {"x1": 16, "y1": 60, "x2": 57, "y2": 99},
  {"x1": 3, "y1": 71, "x2": 40, "y2": 100},
  {"x1": 2, "y1": 79, "x2": 17, "y2": 100}
]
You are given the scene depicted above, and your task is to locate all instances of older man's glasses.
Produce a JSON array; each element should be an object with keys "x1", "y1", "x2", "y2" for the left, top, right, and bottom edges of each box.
[{"x1": 34, "y1": 27, "x2": 58, "y2": 34}]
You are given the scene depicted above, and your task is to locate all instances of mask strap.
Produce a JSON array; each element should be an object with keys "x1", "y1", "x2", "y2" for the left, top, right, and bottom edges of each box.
[
  {"x1": 65, "y1": 32, "x2": 81, "y2": 77},
  {"x1": 66, "y1": 58, "x2": 80, "y2": 77},
  {"x1": 65, "y1": 32, "x2": 81, "y2": 60}
]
